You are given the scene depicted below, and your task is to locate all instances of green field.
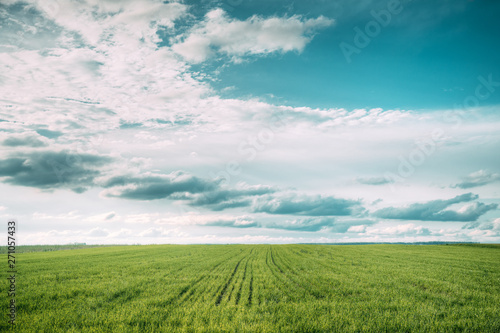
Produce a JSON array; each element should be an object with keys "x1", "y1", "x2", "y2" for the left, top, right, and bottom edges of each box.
[{"x1": 2, "y1": 244, "x2": 500, "y2": 332}]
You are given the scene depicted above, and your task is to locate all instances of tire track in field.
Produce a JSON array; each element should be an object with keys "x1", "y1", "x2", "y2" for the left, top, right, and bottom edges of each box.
[
  {"x1": 233, "y1": 257, "x2": 247, "y2": 304},
  {"x1": 274, "y1": 248, "x2": 324, "y2": 299},
  {"x1": 247, "y1": 249, "x2": 256, "y2": 306},
  {"x1": 270, "y1": 248, "x2": 284, "y2": 273},
  {"x1": 227, "y1": 252, "x2": 250, "y2": 303},
  {"x1": 264, "y1": 247, "x2": 289, "y2": 297},
  {"x1": 163, "y1": 250, "x2": 240, "y2": 306},
  {"x1": 248, "y1": 272, "x2": 254, "y2": 306},
  {"x1": 267, "y1": 247, "x2": 320, "y2": 300},
  {"x1": 179, "y1": 251, "x2": 245, "y2": 304},
  {"x1": 235, "y1": 249, "x2": 253, "y2": 305},
  {"x1": 215, "y1": 257, "x2": 244, "y2": 305}
]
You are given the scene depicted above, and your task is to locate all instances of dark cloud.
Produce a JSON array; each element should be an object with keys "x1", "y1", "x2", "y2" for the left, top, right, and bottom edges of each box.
[
  {"x1": 200, "y1": 199, "x2": 252, "y2": 211},
  {"x1": 114, "y1": 182, "x2": 276, "y2": 208},
  {"x1": 253, "y1": 193, "x2": 364, "y2": 216},
  {"x1": 2, "y1": 135, "x2": 47, "y2": 147},
  {"x1": 356, "y1": 176, "x2": 394, "y2": 186},
  {"x1": 188, "y1": 185, "x2": 277, "y2": 211},
  {"x1": 152, "y1": 118, "x2": 193, "y2": 126},
  {"x1": 119, "y1": 122, "x2": 143, "y2": 129},
  {"x1": 35, "y1": 129, "x2": 63, "y2": 139},
  {"x1": 374, "y1": 193, "x2": 497, "y2": 222},
  {"x1": 102, "y1": 172, "x2": 219, "y2": 200},
  {"x1": 0, "y1": 150, "x2": 112, "y2": 192},
  {"x1": 453, "y1": 170, "x2": 500, "y2": 189}
]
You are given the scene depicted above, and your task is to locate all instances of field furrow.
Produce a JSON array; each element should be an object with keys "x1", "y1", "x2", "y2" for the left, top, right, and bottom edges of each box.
[{"x1": 215, "y1": 257, "x2": 244, "y2": 305}]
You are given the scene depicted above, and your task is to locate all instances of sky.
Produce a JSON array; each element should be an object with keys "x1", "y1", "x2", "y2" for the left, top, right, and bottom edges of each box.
[{"x1": 0, "y1": 0, "x2": 499, "y2": 245}]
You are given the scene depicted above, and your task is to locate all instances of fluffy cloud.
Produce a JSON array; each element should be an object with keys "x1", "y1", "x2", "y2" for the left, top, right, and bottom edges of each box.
[
  {"x1": 253, "y1": 193, "x2": 364, "y2": 216},
  {"x1": 453, "y1": 170, "x2": 500, "y2": 189},
  {"x1": 0, "y1": 0, "x2": 208, "y2": 140},
  {"x1": 7, "y1": 0, "x2": 189, "y2": 47},
  {"x1": 171, "y1": 8, "x2": 333, "y2": 63},
  {"x1": 0, "y1": 150, "x2": 113, "y2": 192},
  {"x1": 374, "y1": 193, "x2": 497, "y2": 222}
]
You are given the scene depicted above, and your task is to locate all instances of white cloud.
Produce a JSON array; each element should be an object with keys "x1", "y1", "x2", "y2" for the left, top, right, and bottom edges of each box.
[
  {"x1": 172, "y1": 9, "x2": 334, "y2": 63},
  {"x1": 0, "y1": 0, "x2": 208, "y2": 143},
  {"x1": 22, "y1": 0, "x2": 188, "y2": 46},
  {"x1": 347, "y1": 225, "x2": 367, "y2": 233},
  {"x1": 366, "y1": 223, "x2": 433, "y2": 236}
]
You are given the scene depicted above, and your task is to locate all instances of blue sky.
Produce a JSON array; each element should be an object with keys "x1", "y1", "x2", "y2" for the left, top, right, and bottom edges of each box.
[
  {"x1": 195, "y1": 0, "x2": 500, "y2": 110},
  {"x1": 0, "y1": 0, "x2": 499, "y2": 244}
]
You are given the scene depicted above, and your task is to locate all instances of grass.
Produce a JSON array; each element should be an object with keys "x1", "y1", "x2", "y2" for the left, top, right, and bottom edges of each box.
[{"x1": 2, "y1": 244, "x2": 499, "y2": 332}]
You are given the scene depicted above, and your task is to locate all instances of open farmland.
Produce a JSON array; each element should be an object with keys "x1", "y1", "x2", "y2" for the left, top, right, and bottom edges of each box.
[{"x1": 3, "y1": 244, "x2": 500, "y2": 332}]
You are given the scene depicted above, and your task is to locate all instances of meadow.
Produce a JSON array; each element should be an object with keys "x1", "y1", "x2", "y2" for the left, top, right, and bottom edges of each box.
[{"x1": 2, "y1": 244, "x2": 499, "y2": 332}]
